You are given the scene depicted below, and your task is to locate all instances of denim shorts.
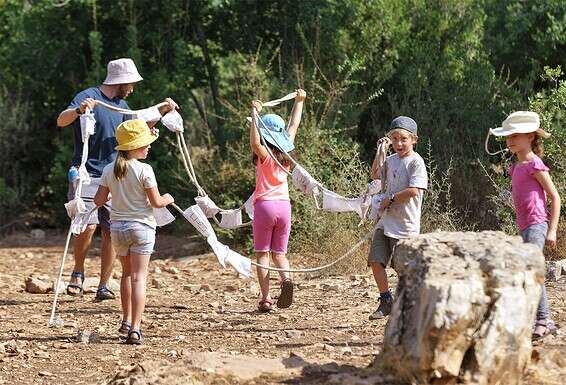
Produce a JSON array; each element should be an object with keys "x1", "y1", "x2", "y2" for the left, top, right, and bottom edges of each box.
[
  {"x1": 110, "y1": 221, "x2": 156, "y2": 256},
  {"x1": 520, "y1": 222, "x2": 548, "y2": 250}
]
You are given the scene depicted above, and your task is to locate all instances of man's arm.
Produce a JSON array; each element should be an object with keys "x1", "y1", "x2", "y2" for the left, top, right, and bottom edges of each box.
[{"x1": 57, "y1": 97, "x2": 97, "y2": 128}]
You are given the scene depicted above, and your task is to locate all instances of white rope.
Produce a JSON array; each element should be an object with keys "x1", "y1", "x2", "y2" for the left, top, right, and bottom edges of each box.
[
  {"x1": 94, "y1": 100, "x2": 169, "y2": 115},
  {"x1": 48, "y1": 228, "x2": 73, "y2": 326},
  {"x1": 170, "y1": 203, "x2": 376, "y2": 273},
  {"x1": 484, "y1": 130, "x2": 509, "y2": 156}
]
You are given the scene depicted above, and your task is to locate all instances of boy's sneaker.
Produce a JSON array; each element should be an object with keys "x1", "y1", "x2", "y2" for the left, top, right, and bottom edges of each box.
[{"x1": 369, "y1": 296, "x2": 393, "y2": 320}]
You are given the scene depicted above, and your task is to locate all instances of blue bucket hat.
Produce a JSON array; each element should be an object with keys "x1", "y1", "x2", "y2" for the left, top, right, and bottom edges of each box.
[
  {"x1": 257, "y1": 114, "x2": 295, "y2": 153},
  {"x1": 389, "y1": 116, "x2": 417, "y2": 135}
]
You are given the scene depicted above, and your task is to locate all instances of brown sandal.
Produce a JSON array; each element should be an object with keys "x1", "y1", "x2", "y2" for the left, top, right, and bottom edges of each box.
[
  {"x1": 258, "y1": 298, "x2": 274, "y2": 313},
  {"x1": 277, "y1": 278, "x2": 294, "y2": 309}
]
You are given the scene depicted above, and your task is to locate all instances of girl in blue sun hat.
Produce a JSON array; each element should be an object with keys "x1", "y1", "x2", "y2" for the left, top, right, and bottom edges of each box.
[{"x1": 250, "y1": 89, "x2": 306, "y2": 313}]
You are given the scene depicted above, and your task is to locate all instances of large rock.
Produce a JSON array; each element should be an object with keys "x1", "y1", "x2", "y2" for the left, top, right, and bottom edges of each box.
[{"x1": 378, "y1": 231, "x2": 545, "y2": 385}]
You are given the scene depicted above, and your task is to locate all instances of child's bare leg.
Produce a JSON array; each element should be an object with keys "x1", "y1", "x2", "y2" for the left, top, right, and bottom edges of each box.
[
  {"x1": 99, "y1": 227, "x2": 116, "y2": 287},
  {"x1": 129, "y1": 252, "x2": 151, "y2": 330},
  {"x1": 119, "y1": 254, "x2": 132, "y2": 323},
  {"x1": 272, "y1": 253, "x2": 290, "y2": 281},
  {"x1": 256, "y1": 251, "x2": 271, "y2": 300},
  {"x1": 370, "y1": 262, "x2": 389, "y2": 293}
]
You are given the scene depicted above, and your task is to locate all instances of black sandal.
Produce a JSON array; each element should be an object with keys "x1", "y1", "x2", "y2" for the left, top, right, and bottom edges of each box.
[
  {"x1": 277, "y1": 278, "x2": 294, "y2": 309},
  {"x1": 95, "y1": 285, "x2": 116, "y2": 301},
  {"x1": 118, "y1": 321, "x2": 131, "y2": 339},
  {"x1": 66, "y1": 271, "x2": 84, "y2": 296},
  {"x1": 125, "y1": 329, "x2": 144, "y2": 345}
]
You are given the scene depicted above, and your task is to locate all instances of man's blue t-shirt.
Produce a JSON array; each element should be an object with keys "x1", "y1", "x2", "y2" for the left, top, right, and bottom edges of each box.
[{"x1": 67, "y1": 87, "x2": 130, "y2": 178}]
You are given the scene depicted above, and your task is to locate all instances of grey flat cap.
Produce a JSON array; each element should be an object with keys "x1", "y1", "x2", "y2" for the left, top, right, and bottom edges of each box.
[{"x1": 389, "y1": 116, "x2": 417, "y2": 135}]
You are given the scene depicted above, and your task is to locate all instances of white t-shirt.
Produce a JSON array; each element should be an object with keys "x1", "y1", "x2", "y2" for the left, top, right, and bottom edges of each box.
[
  {"x1": 379, "y1": 152, "x2": 428, "y2": 239},
  {"x1": 100, "y1": 159, "x2": 157, "y2": 228}
]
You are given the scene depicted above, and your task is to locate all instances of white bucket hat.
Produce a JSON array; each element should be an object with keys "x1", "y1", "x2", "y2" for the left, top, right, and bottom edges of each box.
[
  {"x1": 102, "y1": 58, "x2": 143, "y2": 85},
  {"x1": 489, "y1": 111, "x2": 550, "y2": 138}
]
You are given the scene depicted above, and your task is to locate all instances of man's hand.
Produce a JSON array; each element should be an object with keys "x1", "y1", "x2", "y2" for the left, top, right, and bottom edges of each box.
[
  {"x1": 163, "y1": 97, "x2": 179, "y2": 113},
  {"x1": 295, "y1": 89, "x2": 306, "y2": 101},
  {"x1": 79, "y1": 98, "x2": 97, "y2": 114}
]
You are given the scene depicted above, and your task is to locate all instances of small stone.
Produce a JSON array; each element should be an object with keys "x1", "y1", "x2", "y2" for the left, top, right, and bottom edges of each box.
[
  {"x1": 151, "y1": 278, "x2": 165, "y2": 289},
  {"x1": 25, "y1": 276, "x2": 51, "y2": 294},
  {"x1": 298, "y1": 282, "x2": 319, "y2": 290},
  {"x1": 323, "y1": 344, "x2": 334, "y2": 351},
  {"x1": 209, "y1": 301, "x2": 220, "y2": 308},
  {"x1": 34, "y1": 350, "x2": 50, "y2": 359},
  {"x1": 350, "y1": 274, "x2": 365, "y2": 281},
  {"x1": 340, "y1": 346, "x2": 352, "y2": 355},
  {"x1": 225, "y1": 285, "x2": 238, "y2": 292},
  {"x1": 153, "y1": 266, "x2": 162, "y2": 274},
  {"x1": 38, "y1": 371, "x2": 55, "y2": 377},
  {"x1": 322, "y1": 283, "x2": 341, "y2": 292},
  {"x1": 48, "y1": 316, "x2": 65, "y2": 328},
  {"x1": 285, "y1": 330, "x2": 303, "y2": 339},
  {"x1": 279, "y1": 314, "x2": 290, "y2": 321},
  {"x1": 200, "y1": 284, "x2": 212, "y2": 291},
  {"x1": 164, "y1": 266, "x2": 180, "y2": 274},
  {"x1": 76, "y1": 330, "x2": 99, "y2": 344},
  {"x1": 182, "y1": 284, "x2": 200, "y2": 292},
  {"x1": 351, "y1": 335, "x2": 361, "y2": 342}
]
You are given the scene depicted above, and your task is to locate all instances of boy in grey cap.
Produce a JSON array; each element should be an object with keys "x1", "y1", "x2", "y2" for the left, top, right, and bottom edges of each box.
[{"x1": 368, "y1": 116, "x2": 428, "y2": 319}]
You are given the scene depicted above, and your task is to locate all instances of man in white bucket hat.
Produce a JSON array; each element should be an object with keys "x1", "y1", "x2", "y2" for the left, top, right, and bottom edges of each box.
[{"x1": 56, "y1": 58, "x2": 178, "y2": 301}]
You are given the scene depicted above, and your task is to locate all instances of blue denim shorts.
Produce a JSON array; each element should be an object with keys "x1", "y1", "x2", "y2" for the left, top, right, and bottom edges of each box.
[
  {"x1": 110, "y1": 221, "x2": 156, "y2": 256},
  {"x1": 520, "y1": 222, "x2": 548, "y2": 250}
]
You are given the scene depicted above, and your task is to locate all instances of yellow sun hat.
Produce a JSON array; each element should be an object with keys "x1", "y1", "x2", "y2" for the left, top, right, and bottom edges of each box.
[{"x1": 115, "y1": 119, "x2": 158, "y2": 151}]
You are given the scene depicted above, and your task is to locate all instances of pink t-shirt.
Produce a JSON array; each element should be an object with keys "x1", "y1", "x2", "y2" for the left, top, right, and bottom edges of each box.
[
  {"x1": 255, "y1": 155, "x2": 290, "y2": 202},
  {"x1": 509, "y1": 155, "x2": 549, "y2": 231}
]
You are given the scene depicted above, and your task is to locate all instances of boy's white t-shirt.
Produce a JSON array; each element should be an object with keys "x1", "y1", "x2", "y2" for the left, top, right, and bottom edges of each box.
[
  {"x1": 100, "y1": 159, "x2": 157, "y2": 228},
  {"x1": 379, "y1": 152, "x2": 428, "y2": 239}
]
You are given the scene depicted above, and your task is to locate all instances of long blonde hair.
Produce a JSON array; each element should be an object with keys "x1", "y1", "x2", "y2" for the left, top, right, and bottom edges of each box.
[{"x1": 114, "y1": 151, "x2": 129, "y2": 180}]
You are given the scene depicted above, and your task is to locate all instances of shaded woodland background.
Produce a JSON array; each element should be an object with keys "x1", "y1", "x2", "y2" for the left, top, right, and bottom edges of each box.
[{"x1": 0, "y1": 0, "x2": 564, "y2": 260}]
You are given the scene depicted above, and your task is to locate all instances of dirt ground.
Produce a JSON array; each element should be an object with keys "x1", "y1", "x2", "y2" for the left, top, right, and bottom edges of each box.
[{"x1": 0, "y1": 230, "x2": 565, "y2": 385}]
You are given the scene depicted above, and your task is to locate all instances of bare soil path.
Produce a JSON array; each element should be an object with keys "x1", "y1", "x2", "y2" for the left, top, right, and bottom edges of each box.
[{"x1": 0, "y1": 231, "x2": 564, "y2": 384}]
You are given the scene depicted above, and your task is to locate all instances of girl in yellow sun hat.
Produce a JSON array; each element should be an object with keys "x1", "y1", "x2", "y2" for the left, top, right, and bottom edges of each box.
[{"x1": 94, "y1": 118, "x2": 174, "y2": 345}]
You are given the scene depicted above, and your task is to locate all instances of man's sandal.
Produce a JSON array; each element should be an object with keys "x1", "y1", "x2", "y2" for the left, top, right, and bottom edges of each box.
[
  {"x1": 66, "y1": 271, "x2": 84, "y2": 296},
  {"x1": 95, "y1": 285, "x2": 116, "y2": 301},
  {"x1": 277, "y1": 278, "x2": 294, "y2": 309},
  {"x1": 125, "y1": 329, "x2": 144, "y2": 345},
  {"x1": 258, "y1": 298, "x2": 274, "y2": 313},
  {"x1": 118, "y1": 321, "x2": 131, "y2": 339},
  {"x1": 532, "y1": 319, "x2": 557, "y2": 341}
]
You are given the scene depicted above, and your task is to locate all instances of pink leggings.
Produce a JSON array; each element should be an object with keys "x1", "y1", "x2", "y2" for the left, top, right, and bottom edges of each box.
[{"x1": 253, "y1": 200, "x2": 292, "y2": 253}]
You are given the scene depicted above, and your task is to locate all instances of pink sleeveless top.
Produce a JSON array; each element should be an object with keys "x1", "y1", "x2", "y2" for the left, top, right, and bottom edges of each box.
[{"x1": 254, "y1": 155, "x2": 290, "y2": 202}]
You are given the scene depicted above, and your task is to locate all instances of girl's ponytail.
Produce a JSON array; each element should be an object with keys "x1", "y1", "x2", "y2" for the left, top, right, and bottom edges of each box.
[
  {"x1": 114, "y1": 151, "x2": 129, "y2": 180},
  {"x1": 532, "y1": 136, "x2": 544, "y2": 158}
]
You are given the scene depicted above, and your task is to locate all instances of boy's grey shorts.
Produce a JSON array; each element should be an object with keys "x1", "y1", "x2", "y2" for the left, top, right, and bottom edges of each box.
[{"x1": 367, "y1": 228, "x2": 399, "y2": 267}]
